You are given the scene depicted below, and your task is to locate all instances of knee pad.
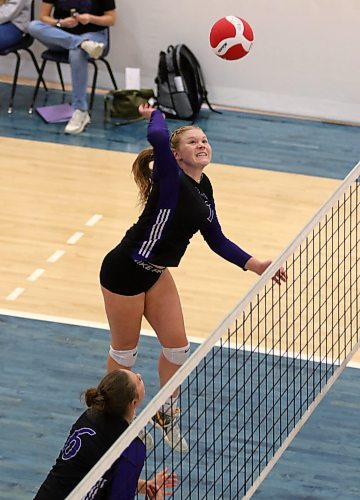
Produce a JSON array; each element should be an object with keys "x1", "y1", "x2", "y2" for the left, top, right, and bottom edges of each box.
[
  {"x1": 109, "y1": 345, "x2": 138, "y2": 368},
  {"x1": 162, "y1": 343, "x2": 190, "y2": 366}
]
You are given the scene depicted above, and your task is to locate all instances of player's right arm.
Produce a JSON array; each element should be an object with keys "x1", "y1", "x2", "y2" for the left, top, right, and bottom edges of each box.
[{"x1": 138, "y1": 104, "x2": 180, "y2": 181}]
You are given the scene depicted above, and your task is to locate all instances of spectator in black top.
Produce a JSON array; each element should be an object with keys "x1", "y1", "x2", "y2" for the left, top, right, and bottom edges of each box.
[
  {"x1": 34, "y1": 369, "x2": 177, "y2": 499},
  {"x1": 100, "y1": 104, "x2": 287, "y2": 454},
  {"x1": 28, "y1": 0, "x2": 116, "y2": 135}
]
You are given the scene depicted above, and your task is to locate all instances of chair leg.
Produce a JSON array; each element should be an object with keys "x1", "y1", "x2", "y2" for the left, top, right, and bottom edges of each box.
[
  {"x1": 29, "y1": 58, "x2": 47, "y2": 114},
  {"x1": 56, "y1": 62, "x2": 65, "y2": 92},
  {"x1": 101, "y1": 58, "x2": 118, "y2": 89},
  {"x1": 89, "y1": 61, "x2": 98, "y2": 113},
  {"x1": 8, "y1": 52, "x2": 21, "y2": 114},
  {"x1": 25, "y1": 48, "x2": 47, "y2": 91}
]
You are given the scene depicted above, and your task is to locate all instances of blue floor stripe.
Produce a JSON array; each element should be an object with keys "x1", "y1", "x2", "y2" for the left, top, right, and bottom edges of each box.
[
  {"x1": 1, "y1": 82, "x2": 360, "y2": 180},
  {"x1": 0, "y1": 314, "x2": 359, "y2": 499}
]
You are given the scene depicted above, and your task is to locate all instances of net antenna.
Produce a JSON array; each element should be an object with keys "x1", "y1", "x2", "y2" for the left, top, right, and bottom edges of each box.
[{"x1": 67, "y1": 161, "x2": 360, "y2": 499}]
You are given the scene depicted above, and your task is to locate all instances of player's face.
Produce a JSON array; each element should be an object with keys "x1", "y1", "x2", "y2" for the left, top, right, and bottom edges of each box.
[
  {"x1": 127, "y1": 370, "x2": 145, "y2": 403},
  {"x1": 174, "y1": 129, "x2": 212, "y2": 169}
]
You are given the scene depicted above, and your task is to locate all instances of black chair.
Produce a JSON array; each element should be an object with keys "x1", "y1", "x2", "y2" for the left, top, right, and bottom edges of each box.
[
  {"x1": 0, "y1": 0, "x2": 47, "y2": 113},
  {"x1": 29, "y1": 27, "x2": 117, "y2": 114}
]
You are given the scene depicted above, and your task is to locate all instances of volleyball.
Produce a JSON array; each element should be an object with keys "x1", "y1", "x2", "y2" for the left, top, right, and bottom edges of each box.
[{"x1": 209, "y1": 16, "x2": 254, "y2": 60}]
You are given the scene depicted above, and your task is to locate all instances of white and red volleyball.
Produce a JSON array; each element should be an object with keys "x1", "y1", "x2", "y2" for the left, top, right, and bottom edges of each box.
[{"x1": 209, "y1": 16, "x2": 254, "y2": 60}]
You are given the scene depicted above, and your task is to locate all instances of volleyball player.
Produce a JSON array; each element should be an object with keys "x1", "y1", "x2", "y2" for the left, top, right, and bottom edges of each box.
[
  {"x1": 34, "y1": 369, "x2": 176, "y2": 499},
  {"x1": 100, "y1": 104, "x2": 287, "y2": 453}
]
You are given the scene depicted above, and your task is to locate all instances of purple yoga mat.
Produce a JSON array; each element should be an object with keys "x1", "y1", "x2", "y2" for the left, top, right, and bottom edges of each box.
[{"x1": 36, "y1": 103, "x2": 73, "y2": 123}]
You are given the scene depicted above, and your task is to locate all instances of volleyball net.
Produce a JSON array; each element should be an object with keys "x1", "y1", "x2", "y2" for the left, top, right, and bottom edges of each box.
[{"x1": 67, "y1": 161, "x2": 360, "y2": 499}]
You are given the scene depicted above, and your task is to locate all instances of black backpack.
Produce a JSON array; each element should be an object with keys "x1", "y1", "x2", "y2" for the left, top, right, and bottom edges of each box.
[{"x1": 155, "y1": 44, "x2": 219, "y2": 121}]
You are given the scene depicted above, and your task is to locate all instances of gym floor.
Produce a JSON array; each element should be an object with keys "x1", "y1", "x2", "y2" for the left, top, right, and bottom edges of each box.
[{"x1": 0, "y1": 80, "x2": 359, "y2": 498}]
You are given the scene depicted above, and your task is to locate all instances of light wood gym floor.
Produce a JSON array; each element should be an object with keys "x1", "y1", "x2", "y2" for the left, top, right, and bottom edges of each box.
[{"x1": 0, "y1": 79, "x2": 359, "y2": 363}]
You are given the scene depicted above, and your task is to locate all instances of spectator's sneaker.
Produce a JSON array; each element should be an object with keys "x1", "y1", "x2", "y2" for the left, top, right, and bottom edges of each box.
[
  {"x1": 152, "y1": 408, "x2": 188, "y2": 453},
  {"x1": 64, "y1": 110, "x2": 90, "y2": 135},
  {"x1": 81, "y1": 40, "x2": 104, "y2": 59},
  {"x1": 138, "y1": 427, "x2": 154, "y2": 451}
]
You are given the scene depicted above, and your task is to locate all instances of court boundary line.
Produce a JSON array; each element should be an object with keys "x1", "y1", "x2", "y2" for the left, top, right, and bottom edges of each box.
[
  {"x1": 0, "y1": 307, "x2": 359, "y2": 369},
  {"x1": 0, "y1": 308, "x2": 203, "y2": 346}
]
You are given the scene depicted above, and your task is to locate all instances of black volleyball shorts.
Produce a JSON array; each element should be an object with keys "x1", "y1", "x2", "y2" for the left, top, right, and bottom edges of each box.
[{"x1": 100, "y1": 246, "x2": 165, "y2": 296}]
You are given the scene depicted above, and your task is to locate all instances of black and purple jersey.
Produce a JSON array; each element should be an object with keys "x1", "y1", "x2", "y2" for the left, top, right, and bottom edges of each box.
[
  {"x1": 34, "y1": 410, "x2": 145, "y2": 500},
  {"x1": 118, "y1": 110, "x2": 252, "y2": 269}
]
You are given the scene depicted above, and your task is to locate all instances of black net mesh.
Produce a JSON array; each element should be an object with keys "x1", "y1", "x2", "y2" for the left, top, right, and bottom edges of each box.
[{"x1": 69, "y1": 174, "x2": 360, "y2": 500}]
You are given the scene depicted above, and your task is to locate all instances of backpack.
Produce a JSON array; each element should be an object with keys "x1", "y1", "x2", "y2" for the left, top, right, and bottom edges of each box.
[{"x1": 155, "y1": 44, "x2": 219, "y2": 121}]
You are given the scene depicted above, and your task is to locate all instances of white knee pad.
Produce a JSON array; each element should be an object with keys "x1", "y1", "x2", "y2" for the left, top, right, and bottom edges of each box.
[
  {"x1": 109, "y1": 345, "x2": 138, "y2": 368},
  {"x1": 162, "y1": 343, "x2": 190, "y2": 365}
]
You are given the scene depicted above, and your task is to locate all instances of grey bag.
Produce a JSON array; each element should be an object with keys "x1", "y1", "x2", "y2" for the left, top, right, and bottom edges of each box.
[{"x1": 155, "y1": 44, "x2": 218, "y2": 121}]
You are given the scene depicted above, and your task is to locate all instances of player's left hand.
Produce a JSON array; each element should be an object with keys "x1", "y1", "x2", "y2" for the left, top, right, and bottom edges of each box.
[
  {"x1": 146, "y1": 468, "x2": 178, "y2": 498},
  {"x1": 245, "y1": 258, "x2": 287, "y2": 284},
  {"x1": 271, "y1": 266, "x2": 287, "y2": 285}
]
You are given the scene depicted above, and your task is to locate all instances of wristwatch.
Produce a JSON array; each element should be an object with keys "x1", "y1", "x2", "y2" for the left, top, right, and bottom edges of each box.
[{"x1": 56, "y1": 19, "x2": 61, "y2": 27}]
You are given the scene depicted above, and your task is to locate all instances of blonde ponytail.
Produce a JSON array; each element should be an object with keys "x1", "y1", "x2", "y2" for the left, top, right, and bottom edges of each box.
[{"x1": 132, "y1": 147, "x2": 154, "y2": 205}]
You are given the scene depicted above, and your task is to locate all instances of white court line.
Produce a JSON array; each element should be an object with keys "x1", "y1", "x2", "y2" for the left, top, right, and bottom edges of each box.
[
  {"x1": 67, "y1": 232, "x2": 84, "y2": 245},
  {"x1": 27, "y1": 268, "x2": 45, "y2": 282},
  {"x1": 85, "y1": 214, "x2": 103, "y2": 226},
  {"x1": 47, "y1": 250, "x2": 65, "y2": 263},
  {"x1": 347, "y1": 359, "x2": 360, "y2": 369},
  {"x1": 0, "y1": 308, "x2": 203, "y2": 344},
  {"x1": 0, "y1": 308, "x2": 358, "y2": 369},
  {"x1": 5, "y1": 289, "x2": 25, "y2": 301},
  {"x1": 0, "y1": 308, "x2": 110, "y2": 329}
]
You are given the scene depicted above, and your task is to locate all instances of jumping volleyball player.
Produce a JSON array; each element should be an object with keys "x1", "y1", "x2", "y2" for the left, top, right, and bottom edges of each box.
[{"x1": 100, "y1": 104, "x2": 287, "y2": 452}]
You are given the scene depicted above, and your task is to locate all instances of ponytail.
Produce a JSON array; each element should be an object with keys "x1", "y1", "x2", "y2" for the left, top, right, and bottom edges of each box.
[
  {"x1": 132, "y1": 147, "x2": 154, "y2": 205},
  {"x1": 84, "y1": 387, "x2": 105, "y2": 412}
]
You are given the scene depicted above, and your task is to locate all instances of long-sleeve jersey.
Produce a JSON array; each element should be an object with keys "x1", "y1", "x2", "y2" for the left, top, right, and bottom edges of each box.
[
  {"x1": 34, "y1": 410, "x2": 145, "y2": 500},
  {"x1": 119, "y1": 110, "x2": 252, "y2": 269},
  {"x1": 84, "y1": 439, "x2": 146, "y2": 500}
]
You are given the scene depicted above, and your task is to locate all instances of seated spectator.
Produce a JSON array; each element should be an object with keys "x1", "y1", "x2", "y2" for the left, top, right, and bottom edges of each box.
[
  {"x1": 34, "y1": 369, "x2": 177, "y2": 499},
  {"x1": 0, "y1": 0, "x2": 31, "y2": 50},
  {"x1": 28, "y1": 0, "x2": 116, "y2": 135}
]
